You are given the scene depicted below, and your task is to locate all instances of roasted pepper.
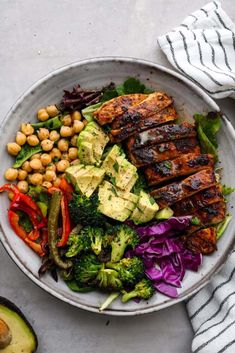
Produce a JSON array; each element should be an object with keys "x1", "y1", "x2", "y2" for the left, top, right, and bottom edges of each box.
[
  {"x1": 48, "y1": 190, "x2": 72, "y2": 269},
  {"x1": 57, "y1": 193, "x2": 71, "y2": 247}
]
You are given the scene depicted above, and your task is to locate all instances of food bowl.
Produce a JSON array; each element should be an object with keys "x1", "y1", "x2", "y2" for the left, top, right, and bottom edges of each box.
[{"x1": 0, "y1": 57, "x2": 235, "y2": 315}]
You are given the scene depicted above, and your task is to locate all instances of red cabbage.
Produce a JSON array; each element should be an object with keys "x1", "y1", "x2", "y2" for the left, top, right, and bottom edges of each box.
[{"x1": 131, "y1": 217, "x2": 202, "y2": 298}]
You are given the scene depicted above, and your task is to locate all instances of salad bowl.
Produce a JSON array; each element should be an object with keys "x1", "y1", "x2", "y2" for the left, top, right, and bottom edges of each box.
[{"x1": 0, "y1": 57, "x2": 235, "y2": 316}]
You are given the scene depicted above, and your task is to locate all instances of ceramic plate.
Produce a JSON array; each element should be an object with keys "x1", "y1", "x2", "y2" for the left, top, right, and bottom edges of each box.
[{"x1": 0, "y1": 57, "x2": 235, "y2": 316}]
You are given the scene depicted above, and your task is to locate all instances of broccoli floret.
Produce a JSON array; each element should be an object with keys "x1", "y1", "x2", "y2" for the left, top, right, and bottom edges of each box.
[
  {"x1": 106, "y1": 257, "x2": 144, "y2": 286},
  {"x1": 74, "y1": 253, "x2": 102, "y2": 285},
  {"x1": 121, "y1": 279, "x2": 155, "y2": 303},
  {"x1": 96, "y1": 264, "x2": 123, "y2": 291},
  {"x1": 69, "y1": 193, "x2": 107, "y2": 227},
  {"x1": 66, "y1": 226, "x2": 104, "y2": 257},
  {"x1": 110, "y1": 224, "x2": 139, "y2": 262}
]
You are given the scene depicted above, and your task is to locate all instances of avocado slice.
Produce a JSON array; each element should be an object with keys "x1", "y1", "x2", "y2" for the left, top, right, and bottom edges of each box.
[
  {"x1": 131, "y1": 190, "x2": 159, "y2": 224},
  {"x1": 0, "y1": 297, "x2": 37, "y2": 352},
  {"x1": 155, "y1": 207, "x2": 174, "y2": 220},
  {"x1": 101, "y1": 145, "x2": 123, "y2": 176},
  {"x1": 77, "y1": 122, "x2": 109, "y2": 165}
]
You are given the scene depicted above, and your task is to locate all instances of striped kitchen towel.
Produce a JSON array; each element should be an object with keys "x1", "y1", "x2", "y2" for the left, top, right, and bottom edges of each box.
[
  {"x1": 158, "y1": 1, "x2": 235, "y2": 99},
  {"x1": 186, "y1": 251, "x2": 235, "y2": 353}
]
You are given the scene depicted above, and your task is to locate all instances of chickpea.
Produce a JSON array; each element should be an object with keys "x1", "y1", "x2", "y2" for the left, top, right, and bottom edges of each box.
[
  {"x1": 70, "y1": 159, "x2": 80, "y2": 166},
  {"x1": 61, "y1": 153, "x2": 70, "y2": 161},
  {"x1": 8, "y1": 191, "x2": 14, "y2": 201},
  {"x1": 41, "y1": 153, "x2": 52, "y2": 166},
  {"x1": 29, "y1": 159, "x2": 42, "y2": 170},
  {"x1": 46, "y1": 163, "x2": 56, "y2": 172},
  {"x1": 7, "y1": 142, "x2": 21, "y2": 156},
  {"x1": 21, "y1": 123, "x2": 34, "y2": 136},
  {"x1": 46, "y1": 105, "x2": 59, "y2": 118},
  {"x1": 49, "y1": 130, "x2": 60, "y2": 142},
  {"x1": 50, "y1": 148, "x2": 62, "y2": 161},
  {"x1": 21, "y1": 161, "x2": 32, "y2": 173},
  {"x1": 37, "y1": 108, "x2": 49, "y2": 122},
  {"x1": 58, "y1": 139, "x2": 69, "y2": 152},
  {"x1": 18, "y1": 169, "x2": 28, "y2": 180},
  {"x1": 27, "y1": 135, "x2": 39, "y2": 146},
  {"x1": 41, "y1": 139, "x2": 54, "y2": 152},
  {"x1": 62, "y1": 114, "x2": 72, "y2": 126},
  {"x1": 42, "y1": 181, "x2": 52, "y2": 189},
  {"x1": 4, "y1": 168, "x2": 18, "y2": 181},
  {"x1": 82, "y1": 119, "x2": 88, "y2": 127},
  {"x1": 73, "y1": 120, "x2": 84, "y2": 133},
  {"x1": 17, "y1": 181, "x2": 29, "y2": 193},
  {"x1": 30, "y1": 153, "x2": 41, "y2": 160},
  {"x1": 70, "y1": 135, "x2": 78, "y2": 147},
  {"x1": 29, "y1": 173, "x2": 43, "y2": 185},
  {"x1": 68, "y1": 147, "x2": 78, "y2": 160},
  {"x1": 53, "y1": 178, "x2": 61, "y2": 187},
  {"x1": 71, "y1": 111, "x2": 82, "y2": 121},
  {"x1": 16, "y1": 131, "x2": 27, "y2": 146},
  {"x1": 37, "y1": 128, "x2": 50, "y2": 140},
  {"x1": 60, "y1": 126, "x2": 72, "y2": 138},
  {"x1": 44, "y1": 170, "x2": 56, "y2": 182},
  {"x1": 56, "y1": 160, "x2": 70, "y2": 172}
]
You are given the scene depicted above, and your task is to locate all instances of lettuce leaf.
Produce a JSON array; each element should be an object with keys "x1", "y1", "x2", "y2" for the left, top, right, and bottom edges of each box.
[
  {"x1": 216, "y1": 215, "x2": 232, "y2": 239},
  {"x1": 194, "y1": 112, "x2": 221, "y2": 160},
  {"x1": 81, "y1": 102, "x2": 102, "y2": 122},
  {"x1": 222, "y1": 184, "x2": 235, "y2": 196}
]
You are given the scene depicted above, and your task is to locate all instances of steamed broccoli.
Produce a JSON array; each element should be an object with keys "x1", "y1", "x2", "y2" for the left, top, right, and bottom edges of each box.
[
  {"x1": 96, "y1": 264, "x2": 123, "y2": 291},
  {"x1": 74, "y1": 253, "x2": 102, "y2": 285},
  {"x1": 110, "y1": 224, "x2": 139, "y2": 262},
  {"x1": 69, "y1": 193, "x2": 107, "y2": 227},
  {"x1": 66, "y1": 226, "x2": 104, "y2": 257},
  {"x1": 106, "y1": 257, "x2": 144, "y2": 286},
  {"x1": 121, "y1": 278, "x2": 155, "y2": 303}
]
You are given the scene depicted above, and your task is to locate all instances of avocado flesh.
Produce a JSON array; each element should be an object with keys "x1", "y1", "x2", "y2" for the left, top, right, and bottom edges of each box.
[
  {"x1": 0, "y1": 298, "x2": 37, "y2": 353},
  {"x1": 155, "y1": 207, "x2": 174, "y2": 220},
  {"x1": 131, "y1": 191, "x2": 159, "y2": 224}
]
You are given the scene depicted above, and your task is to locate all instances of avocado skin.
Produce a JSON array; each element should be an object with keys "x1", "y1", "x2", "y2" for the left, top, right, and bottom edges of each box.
[{"x1": 0, "y1": 296, "x2": 38, "y2": 352}]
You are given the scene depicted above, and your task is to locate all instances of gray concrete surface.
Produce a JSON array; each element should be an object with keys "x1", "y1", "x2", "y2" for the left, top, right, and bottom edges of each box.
[{"x1": 0, "y1": 1, "x2": 234, "y2": 352}]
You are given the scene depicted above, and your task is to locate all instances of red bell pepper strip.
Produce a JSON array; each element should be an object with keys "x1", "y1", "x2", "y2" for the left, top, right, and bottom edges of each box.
[
  {"x1": 24, "y1": 237, "x2": 45, "y2": 257},
  {"x1": 10, "y1": 202, "x2": 46, "y2": 229},
  {"x1": 59, "y1": 178, "x2": 74, "y2": 201},
  {"x1": 57, "y1": 193, "x2": 71, "y2": 247},
  {"x1": 8, "y1": 210, "x2": 27, "y2": 240},
  {"x1": 0, "y1": 184, "x2": 20, "y2": 195},
  {"x1": 40, "y1": 229, "x2": 48, "y2": 254},
  {"x1": 28, "y1": 229, "x2": 40, "y2": 241}
]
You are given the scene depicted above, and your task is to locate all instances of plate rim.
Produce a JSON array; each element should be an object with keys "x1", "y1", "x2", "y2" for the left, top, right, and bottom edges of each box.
[{"x1": 0, "y1": 56, "x2": 235, "y2": 316}]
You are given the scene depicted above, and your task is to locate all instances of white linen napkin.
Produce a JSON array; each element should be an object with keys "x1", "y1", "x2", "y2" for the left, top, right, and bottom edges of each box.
[
  {"x1": 158, "y1": 1, "x2": 235, "y2": 99},
  {"x1": 186, "y1": 251, "x2": 235, "y2": 353}
]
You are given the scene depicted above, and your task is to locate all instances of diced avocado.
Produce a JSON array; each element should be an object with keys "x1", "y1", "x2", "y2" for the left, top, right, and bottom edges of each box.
[
  {"x1": 0, "y1": 297, "x2": 37, "y2": 352},
  {"x1": 155, "y1": 207, "x2": 174, "y2": 220},
  {"x1": 124, "y1": 173, "x2": 138, "y2": 192},
  {"x1": 117, "y1": 189, "x2": 139, "y2": 204},
  {"x1": 131, "y1": 191, "x2": 159, "y2": 224},
  {"x1": 77, "y1": 122, "x2": 109, "y2": 165},
  {"x1": 98, "y1": 181, "x2": 135, "y2": 222},
  {"x1": 102, "y1": 145, "x2": 123, "y2": 176},
  {"x1": 66, "y1": 164, "x2": 104, "y2": 197}
]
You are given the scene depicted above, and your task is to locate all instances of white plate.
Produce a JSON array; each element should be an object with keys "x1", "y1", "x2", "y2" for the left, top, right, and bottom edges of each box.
[{"x1": 0, "y1": 57, "x2": 235, "y2": 316}]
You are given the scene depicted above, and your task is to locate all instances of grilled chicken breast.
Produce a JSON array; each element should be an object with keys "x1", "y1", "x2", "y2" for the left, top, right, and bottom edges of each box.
[
  {"x1": 184, "y1": 227, "x2": 217, "y2": 254},
  {"x1": 111, "y1": 92, "x2": 173, "y2": 130},
  {"x1": 128, "y1": 138, "x2": 200, "y2": 167},
  {"x1": 129, "y1": 122, "x2": 196, "y2": 150},
  {"x1": 110, "y1": 106, "x2": 177, "y2": 142},
  {"x1": 145, "y1": 153, "x2": 215, "y2": 186},
  {"x1": 93, "y1": 93, "x2": 147, "y2": 125},
  {"x1": 151, "y1": 168, "x2": 216, "y2": 208},
  {"x1": 173, "y1": 184, "x2": 223, "y2": 216},
  {"x1": 186, "y1": 201, "x2": 226, "y2": 234}
]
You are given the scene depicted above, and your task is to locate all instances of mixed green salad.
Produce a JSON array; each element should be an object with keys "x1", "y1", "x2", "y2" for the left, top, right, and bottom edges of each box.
[{"x1": 0, "y1": 78, "x2": 233, "y2": 311}]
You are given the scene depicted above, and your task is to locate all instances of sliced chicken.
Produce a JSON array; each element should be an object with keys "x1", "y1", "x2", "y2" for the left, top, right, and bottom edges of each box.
[
  {"x1": 186, "y1": 201, "x2": 226, "y2": 234},
  {"x1": 128, "y1": 138, "x2": 200, "y2": 167},
  {"x1": 93, "y1": 93, "x2": 147, "y2": 125},
  {"x1": 145, "y1": 153, "x2": 214, "y2": 186},
  {"x1": 151, "y1": 168, "x2": 216, "y2": 208},
  {"x1": 184, "y1": 227, "x2": 217, "y2": 254},
  {"x1": 111, "y1": 92, "x2": 173, "y2": 130},
  {"x1": 110, "y1": 106, "x2": 177, "y2": 142},
  {"x1": 129, "y1": 122, "x2": 196, "y2": 150},
  {"x1": 173, "y1": 184, "x2": 223, "y2": 216}
]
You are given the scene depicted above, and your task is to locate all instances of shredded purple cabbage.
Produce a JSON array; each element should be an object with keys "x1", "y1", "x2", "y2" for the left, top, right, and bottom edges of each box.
[
  {"x1": 129, "y1": 217, "x2": 202, "y2": 298},
  {"x1": 60, "y1": 85, "x2": 102, "y2": 112}
]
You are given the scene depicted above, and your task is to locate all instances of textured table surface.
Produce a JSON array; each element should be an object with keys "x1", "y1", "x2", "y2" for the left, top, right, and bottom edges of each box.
[{"x1": 0, "y1": 1, "x2": 234, "y2": 352}]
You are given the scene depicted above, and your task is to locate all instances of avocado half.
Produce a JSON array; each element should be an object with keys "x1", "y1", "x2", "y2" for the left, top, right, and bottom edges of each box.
[{"x1": 0, "y1": 297, "x2": 38, "y2": 352}]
